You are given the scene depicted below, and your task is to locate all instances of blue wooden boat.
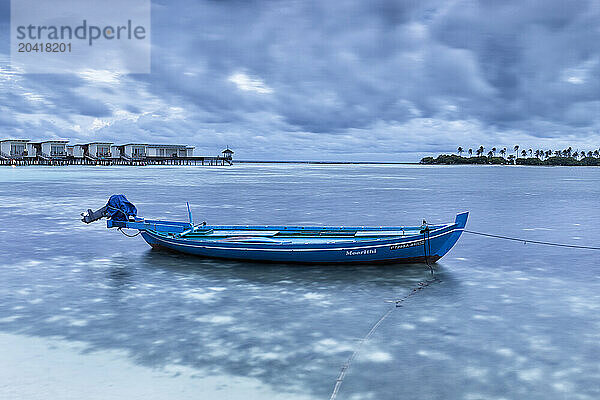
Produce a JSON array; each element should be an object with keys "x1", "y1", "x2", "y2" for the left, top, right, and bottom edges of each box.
[{"x1": 82, "y1": 195, "x2": 468, "y2": 264}]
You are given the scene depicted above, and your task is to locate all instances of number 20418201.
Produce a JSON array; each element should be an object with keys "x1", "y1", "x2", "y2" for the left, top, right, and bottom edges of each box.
[{"x1": 18, "y1": 43, "x2": 72, "y2": 52}]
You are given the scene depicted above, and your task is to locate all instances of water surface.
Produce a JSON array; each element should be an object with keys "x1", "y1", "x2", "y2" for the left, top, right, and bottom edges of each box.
[{"x1": 1, "y1": 164, "x2": 599, "y2": 399}]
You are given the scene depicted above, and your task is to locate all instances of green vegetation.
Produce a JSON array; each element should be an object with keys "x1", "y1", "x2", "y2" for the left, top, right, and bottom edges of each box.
[
  {"x1": 421, "y1": 146, "x2": 600, "y2": 166},
  {"x1": 420, "y1": 154, "x2": 509, "y2": 165}
]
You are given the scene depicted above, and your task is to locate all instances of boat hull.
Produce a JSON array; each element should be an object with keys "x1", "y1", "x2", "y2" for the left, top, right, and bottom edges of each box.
[{"x1": 138, "y1": 213, "x2": 467, "y2": 264}]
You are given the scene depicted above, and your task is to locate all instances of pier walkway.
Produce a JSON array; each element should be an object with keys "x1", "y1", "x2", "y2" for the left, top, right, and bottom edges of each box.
[{"x1": 0, "y1": 155, "x2": 233, "y2": 166}]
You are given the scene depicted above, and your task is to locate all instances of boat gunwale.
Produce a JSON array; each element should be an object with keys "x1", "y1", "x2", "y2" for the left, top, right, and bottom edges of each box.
[
  {"x1": 141, "y1": 219, "x2": 445, "y2": 232},
  {"x1": 141, "y1": 223, "x2": 460, "y2": 251}
]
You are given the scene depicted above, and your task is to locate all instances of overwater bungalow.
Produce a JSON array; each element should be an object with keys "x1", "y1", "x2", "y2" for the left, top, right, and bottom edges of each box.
[
  {"x1": 39, "y1": 140, "x2": 69, "y2": 159},
  {"x1": 120, "y1": 144, "x2": 148, "y2": 160},
  {"x1": 85, "y1": 142, "x2": 114, "y2": 160},
  {"x1": 0, "y1": 139, "x2": 29, "y2": 159},
  {"x1": 147, "y1": 144, "x2": 194, "y2": 158}
]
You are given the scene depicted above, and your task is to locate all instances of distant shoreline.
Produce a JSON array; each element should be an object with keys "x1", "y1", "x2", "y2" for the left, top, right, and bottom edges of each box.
[
  {"x1": 4, "y1": 157, "x2": 599, "y2": 167},
  {"x1": 420, "y1": 154, "x2": 600, "y2": 166}
]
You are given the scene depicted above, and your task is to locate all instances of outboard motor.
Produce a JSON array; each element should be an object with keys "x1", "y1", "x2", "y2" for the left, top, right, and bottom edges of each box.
[
  {"x1": 82, "y1": 194, "x2": 137, "y2": 224},
  {"x1": 81, "y1": 205, "x2": 109, "y2": 224}
]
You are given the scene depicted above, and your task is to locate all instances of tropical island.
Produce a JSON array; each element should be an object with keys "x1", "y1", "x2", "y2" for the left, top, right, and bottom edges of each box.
[{"x1": 421, "y1": 146, "x2": 600, "y2": 166}]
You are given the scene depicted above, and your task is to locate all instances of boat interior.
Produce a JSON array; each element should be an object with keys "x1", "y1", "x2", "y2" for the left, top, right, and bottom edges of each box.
[{"x1": 159, "y1": 223, "x2": 448, "y2": 244}]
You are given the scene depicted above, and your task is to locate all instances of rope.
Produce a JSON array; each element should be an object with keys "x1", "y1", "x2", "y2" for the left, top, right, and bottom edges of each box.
[
  {"x1": 118, "y1": 227, "x2": 141, "y2": 237},
  {"x1": 328, "y1": 275, "x2": 441, "y2": 400},
  {"x1": 422, "y1": 226, "x2": 433, "y2": 274},
  {"x1": 329, "y1": 226, "x2": 597, "y2": 399},
  {"x1": 329, "y1": 308, "x2": 394, "y2": 400},
  {"x1": 463, "y1": 230, "x2": 600, "y2": 250},
  {"x1": 426, "y1": 229, "x2": 432, "y2": 274},
  {"x1": 106, "y1": 204, "x2": 126, "y2": 218}
]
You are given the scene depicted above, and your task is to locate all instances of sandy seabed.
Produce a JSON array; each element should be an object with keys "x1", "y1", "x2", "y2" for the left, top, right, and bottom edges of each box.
[{"x1": 0, "y1": 333, "x2": 314, "y2": 400}]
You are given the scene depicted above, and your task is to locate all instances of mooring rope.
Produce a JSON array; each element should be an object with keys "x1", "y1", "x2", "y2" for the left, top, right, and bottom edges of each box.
[
  {"x1": 463, "y1": 230, "x2": 600, "y2": 250},
  {"x1": 117, "y1": 227, "x2": 141, "y2": 237},
  {"x1": 329, "y1": 226, "x2": 598, "y2": 399},
  {"x1": 329, "y1": 275, "x2": 441, "y2": 400},
  {"x1": 422, "y1": 227, "x2": 433, "y2": 274}
]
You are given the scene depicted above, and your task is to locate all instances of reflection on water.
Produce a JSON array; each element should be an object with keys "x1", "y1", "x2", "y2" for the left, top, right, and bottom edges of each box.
[
  {"x1": 1, "y1": 250, "x2": 441, "y2": 398},
  {"x1": 1, "y1": 165, "x2": 600, "y2": 399}
]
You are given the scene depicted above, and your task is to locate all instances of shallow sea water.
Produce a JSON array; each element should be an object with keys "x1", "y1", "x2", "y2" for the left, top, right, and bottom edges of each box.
[{"x1": 0, "y1": 164, "x2": 599, "y2": 399}]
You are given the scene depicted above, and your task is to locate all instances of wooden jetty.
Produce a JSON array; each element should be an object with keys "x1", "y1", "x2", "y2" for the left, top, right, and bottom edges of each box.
[{"x1": 0, "y1": 139, "x2": 234, "y2": 166}]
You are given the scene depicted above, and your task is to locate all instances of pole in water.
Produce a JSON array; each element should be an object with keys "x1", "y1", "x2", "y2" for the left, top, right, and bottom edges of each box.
[
  {"x1": 187, "y1": 202, "x2": 194, "y2": 226},
  {"x1": 420, "y1": 219, "x2": 433, "y2": 274}
]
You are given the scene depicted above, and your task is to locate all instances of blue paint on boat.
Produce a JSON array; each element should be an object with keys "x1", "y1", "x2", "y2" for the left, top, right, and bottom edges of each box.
[{"x1": 98, "y1": 197, "x2": 468, "y2": 263}]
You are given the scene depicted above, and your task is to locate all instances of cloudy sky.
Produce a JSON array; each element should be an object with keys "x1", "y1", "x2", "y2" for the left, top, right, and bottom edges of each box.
[{"x1": 1, "y1": 0, "x2": 600, "y2": 161}]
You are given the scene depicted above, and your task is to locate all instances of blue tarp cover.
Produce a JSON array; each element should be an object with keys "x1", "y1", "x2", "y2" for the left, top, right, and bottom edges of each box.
[{"x1": 106, "y1": 194, "x2": 137, "y2": 221}]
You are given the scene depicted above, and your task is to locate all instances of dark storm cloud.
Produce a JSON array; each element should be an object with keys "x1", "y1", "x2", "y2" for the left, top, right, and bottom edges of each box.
[
  {"x1": 2, "y1": 0, "x2": 600, "y2": 158},
  {"x1": 142, "y1": 0, "x2": 600, "y2": 134},
  {"x1": 430, "y1": 0, "x2": 600, "y2": 127},
  {"x1": 145, "y1": 0, "x2": 442, "y2": 131}
]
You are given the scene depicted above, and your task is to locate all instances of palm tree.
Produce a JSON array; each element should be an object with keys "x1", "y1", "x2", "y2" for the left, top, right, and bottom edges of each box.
[
  {"x1": 534, "y1": 150, "x2": 540, "y2": 159},
  {"x1": 514, "y1": 145, "x2": 519, "y2": 158},
  {"x1": 555, "y1": 150, "x2": 561, "y2": 157},
  {"x1": 457, "y1": 147, "x2": 464, "y2": 157},
  {"x1": 528, "y1": 149, "x2": 533, "y2": 157},
  {"x1": 477, "y1": 146, "x2": 485, "y2": 157},
  {"x1": 521, "y1": 150, "x2": 527, "y2": 158},
  {"x1": 492, "y1": 147, "x2": 497, "y2": 156},
  {"x1": 468, "y1": 148, "x2": 473, "y2": 157},
  {"x1": 587, "y1": 151, "x2": 593, "y2": 158},
  {"x1": 500, "y1": 148, "x2": 506, "y2": 158},
  {"x1": 594, "y1": 150, "x2": 600, "y2": 158},
  {"x1": 487, "y1": 150, "x2": 494, "y2": 158},
  {"x1": 566, "y1": 147, "x2": 572, "y2": 157}
]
